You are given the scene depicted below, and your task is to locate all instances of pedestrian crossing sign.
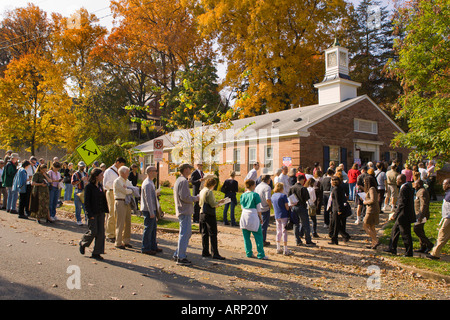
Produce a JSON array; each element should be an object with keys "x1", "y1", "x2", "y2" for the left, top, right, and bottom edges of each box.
[{"x1": 76, "y1": 138, "x2": 102, "y2": 166}]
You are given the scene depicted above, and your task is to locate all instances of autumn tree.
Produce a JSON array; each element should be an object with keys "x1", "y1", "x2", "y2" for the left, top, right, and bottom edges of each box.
[
  {"x1": 51, "y1": 8, "x2": 129, "y2": 148},
  {"x1": 387, "y1": 0, "x2": 449, "y2": 166},
  {"x1": 0, "y1": 54, "x2": 75, "y2": 155},
  {"x1": 0, "y1": 3, "x2": 51, "y2": 76},
  {"x1": 94, "y1": 0, "x2": 214, "y2": 140},
  {"x1": 194, "y1": 0, "x2": 351, "y2": 117}
]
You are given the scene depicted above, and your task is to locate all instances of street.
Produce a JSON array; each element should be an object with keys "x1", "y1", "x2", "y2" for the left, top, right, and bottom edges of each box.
[{"x1": 0, "y1": 209, "x2": 448, "y2": 300}]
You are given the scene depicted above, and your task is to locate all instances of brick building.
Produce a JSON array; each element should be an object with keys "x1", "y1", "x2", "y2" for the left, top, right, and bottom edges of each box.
[{"x1": 135, "y1": 42, "x2": 408, "y2": 186}]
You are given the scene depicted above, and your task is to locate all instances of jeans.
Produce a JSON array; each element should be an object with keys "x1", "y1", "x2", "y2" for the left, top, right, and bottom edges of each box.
[
  {"x1": 74, "y1": 189, "x2": 86, "y2": 223},
  {"x1": 49, "y1": 186, "x2": 59, "y2": 218},
  {"x1": 6, "y1": 187, "x2": 18, "y2": 211},
  {"x1": 261, "y1": 210, "x2": 270, "y2": 242},
  {"x1": 64, "y1": 183, "x2": 73, "y2": 201},
  {"x1": 223, "y1": 201, "x2": 236, "y2": 225},
  {"x1": 348, "y1": 183, "x2": 356, "y2": 201},
  {"x1": 173, "y1": 214, "x2": 192, "y2": 260},
  {"x1": 293, "y1": 205, "x2": 312, "y2": 244},
  {"x1": 142, "y1": 210, "x2": 158, "y2": 252}
]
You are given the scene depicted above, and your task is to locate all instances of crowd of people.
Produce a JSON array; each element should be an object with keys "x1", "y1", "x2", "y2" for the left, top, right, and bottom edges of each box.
[{"x1": 1, "y1": 150, "x2": 448, "y2": 264}]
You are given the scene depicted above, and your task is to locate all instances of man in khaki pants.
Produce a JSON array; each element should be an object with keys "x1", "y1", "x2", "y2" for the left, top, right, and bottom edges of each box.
[
  {"x1": 113, "y1": 166, "x2": 133, "y2": 249},
  {"x1": 103, "y1": 157, "x2": 126, "y2": 243},
  {"x1": 427, "y1": 179, "x2": 450, "y2": 260}
]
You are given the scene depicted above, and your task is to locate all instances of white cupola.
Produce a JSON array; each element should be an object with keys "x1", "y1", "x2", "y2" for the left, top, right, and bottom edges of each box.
[{"x1": 314, "y1": 39, "x2": 361, "y2": 105}]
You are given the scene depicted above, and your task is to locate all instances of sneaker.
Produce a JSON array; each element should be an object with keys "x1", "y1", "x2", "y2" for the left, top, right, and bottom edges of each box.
[
  {"x1": 176, "y1": 258, "x2": 192, "y2": 265},
  {"x1": 323, "y1": 223, "x2": 329, "y2": 228},
  {"x1": 283, "y1": 250, "x2": 292, "y2": 256},
  {"x1": 354, "y1": 218, "x2": 360, "y2": 225},
  {"x1": 79, "y1": 241, "x2": 85, "y2": 255},
  {"x1": 77, "y1": 221, "x2": 83, "y2": 226},
  {"x1": 260, "y1": 256, "x2": 269, "y2": 260},
  {"x1": 276, "y1": 249, "x2": 283, "y2": 254}
]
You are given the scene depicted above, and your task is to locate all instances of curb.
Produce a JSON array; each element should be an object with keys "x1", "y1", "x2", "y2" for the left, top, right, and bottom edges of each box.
[{"x1": 382, "y1": 256, "x2": 450, "y2": 284}]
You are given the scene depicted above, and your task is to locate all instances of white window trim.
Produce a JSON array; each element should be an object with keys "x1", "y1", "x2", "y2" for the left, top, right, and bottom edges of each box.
[
  {"x1": 354, "y1": 118, "x2": 378, "y2": 135},
  {"x1": 264, "y1": 145, "x2": 274, "y2": 175}
]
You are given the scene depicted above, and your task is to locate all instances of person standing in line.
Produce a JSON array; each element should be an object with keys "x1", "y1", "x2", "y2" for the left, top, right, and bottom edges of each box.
[
  {"x1": 239, "y1": 179, "x2": 268, "y2": 260},
  {"x1": 221, "y1": 171, "x2": 239, "y2": 226},
  {"x1": 48, "y1": 162, "x2": 62, "y2": 221},
  {"x1": 375, "y1": 162, "x2": 387, "y2": 213},
  {"x1": 72, "y1": 161, "x2": 88, "y2": 225},
  {"x1": 347, "y1": 163, "x2": 361, "y2": 201},
  {"x1": 427, "y1": 179, "x2": 450, "y2": 260},
  {"x1": 385, "y1": 174, "x2": 416, "y2": 257},
  {"x1": 305, "y1": 178, "x2": 319, "y2": 238},
  {"x1": 255, "y1": 174, "x2": 272, "y2": 246},
  {"x1": 104, "y1": 157, "x2": 127, "y2": 243},
  {"x1": 426, "y1": 160, "x2": 438, "y2": 201},
  {"x1": 385, "y1": 164, "x2": 400, "y2": 212},
  {"x1": 173, "y1": 163, "x2": 199, "y2": 265},
  {"x1": 79, "y1": 168, "x2": 109, "y2": 260},
  {"x1": 290, "y1": 175, "x2": 315, "y2": 246},
  {"x1": 402, "y1": 163, "x2": 413, "y2": 184},
  {"x1": 0, "y1": 159, "x2": 7, "y2": 210},
  {"x1": 271, "y1": 183, "x2": 292, "y2": 255},
  {"x1": 273, "y1": 168, "x2": 282, "y2": 185},
  {"x1": 13, "y1": 160, "x2": 31, "y2": 219},
  {"x1": 412, "y1": 179, "x2": 433, "y2": 254},
  {"x1": 288, "y1": 167, "x2": 298, "y2": 187},
  {"x1": 30, "y1": 164, "x2": 51, "y2": 224},
  {"x1": 362, "y1": 176, "x2": 380, "y2": 249},
  {"x1": 329, "y1": 176, "x2": 351, "y2": 245},
  {"x1": 190, "y1": 163, "x2": 204, "y2": 223},
  {"x1": 245, "y1": 162, "x2": 260, "y2": 182},
  {"x1": 63, "y1": 162, "x2": 74, "y2": 201},
  {"x1": 418, "y1": 162, "x2": 428, "y2": 183},
  {"x1": 355, "y1": 166, "x2": 369, "y2": 224},
  {"x1": 140, "y1": 166, "x2": 163, "y2": 255},
  {"x1": 128, "y1": 164, "x2": 140, "y2": 214},
  {"x1": 3, "y1": 153, "x2": 20, "y2": 214},
  {"x1": 320, "y1": 169, "x2": 334, "y2": 228},
  {"x1": 113, "y1": 166, "x2": 133, "y2": 249},
  {"x1": 199, "y1": 178, "x2": 226, "y2": 260},
  {"x1": 278, "y1": 166, "x2": 291, "y2": 195},
  {"x1": 313, "y1": 170, "x2": 323, "y2": 217}
]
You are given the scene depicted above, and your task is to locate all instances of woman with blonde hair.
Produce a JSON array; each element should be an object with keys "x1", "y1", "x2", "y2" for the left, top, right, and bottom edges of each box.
[{"x1": 271, "y1": 182, "x2": 292, "y2": 255}]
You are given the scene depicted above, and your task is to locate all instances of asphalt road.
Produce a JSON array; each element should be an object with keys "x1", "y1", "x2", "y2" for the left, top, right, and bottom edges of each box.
[{"x1": 0, "y1": 208, "x2": 449, "y2": 301}]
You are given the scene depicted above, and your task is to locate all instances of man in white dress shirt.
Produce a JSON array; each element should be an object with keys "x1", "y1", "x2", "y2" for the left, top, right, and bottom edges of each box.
[
  {"x1": 278, "y1": 166, "x2": 291, "y2": 195},
  {"x1": 245, "y1": 162, "x2": 260, "y2": 182},
  {"x1": 104, "y1": 157, "x2": 127, "y2": 242}
]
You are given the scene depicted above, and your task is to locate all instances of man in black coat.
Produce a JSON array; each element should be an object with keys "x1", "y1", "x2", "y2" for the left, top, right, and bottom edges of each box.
[
  {"x1": 385, "y1": 174, "x2": 416, "y2": 257},
  {"x1": 190, "y1": 163, "x2": 204, "y2": 223}
]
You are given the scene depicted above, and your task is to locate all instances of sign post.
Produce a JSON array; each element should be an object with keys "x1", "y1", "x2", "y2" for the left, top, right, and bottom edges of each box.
[
  {"x1": 153, "y1": 139, "x2": 164, "y2": 189},
  {"x1": 75, "y1": 138, "x2": 102, "y2": 166}
]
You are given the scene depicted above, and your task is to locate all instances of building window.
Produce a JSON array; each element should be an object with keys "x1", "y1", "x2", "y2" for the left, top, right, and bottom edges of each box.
[
  {"x1": 248, "y1": 147, "x2": 257, "y2": 172},
  {"x1": 233, "y1": 148, "x2": 241, "y2": 173},
  {"x1": 329, "y1": 146, "x2": 340, "y2": 165},
  {"x1": 264, "y1": 145, "x2": 273, "y2": 174},
  {"x1": 145, "y1": 154, "x2": 154, "y2": 168},
  {"x1": 354, "y1": 119, "x2": 378, "y2": 134}
]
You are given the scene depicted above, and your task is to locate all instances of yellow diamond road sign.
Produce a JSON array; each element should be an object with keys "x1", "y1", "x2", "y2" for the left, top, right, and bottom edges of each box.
[{"x1": 76, "y1": 138, "x2": 102, "y2": 166}]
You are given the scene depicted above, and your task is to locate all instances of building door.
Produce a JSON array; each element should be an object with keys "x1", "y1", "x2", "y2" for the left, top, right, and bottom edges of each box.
[{"x1": 360, "y1": 151, "x2": 374, "y2": 165}]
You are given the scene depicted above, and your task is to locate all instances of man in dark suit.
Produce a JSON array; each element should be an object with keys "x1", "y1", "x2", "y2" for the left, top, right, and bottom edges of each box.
[
  {"x1": 190, "y1": 163, "x2": 204, "y2": 223},
  {"x1": 385, "y1": 174, "x2": 416, "y2": 257}
]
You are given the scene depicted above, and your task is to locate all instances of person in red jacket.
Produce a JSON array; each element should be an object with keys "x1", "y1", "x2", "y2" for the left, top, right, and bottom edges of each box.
[{"x1": 347, "y1": 163, "x2": 361, "y2": 201}]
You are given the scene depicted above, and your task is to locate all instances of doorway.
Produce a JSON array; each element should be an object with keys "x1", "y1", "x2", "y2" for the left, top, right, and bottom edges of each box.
[{"x1": 360, "y1": 151, "x2": 374, "y2": 165}]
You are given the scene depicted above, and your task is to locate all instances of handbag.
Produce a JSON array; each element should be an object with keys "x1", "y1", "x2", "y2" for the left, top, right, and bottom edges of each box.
[{"x1": 342, "y1": 201, "x2": 352, "y2": 218}]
